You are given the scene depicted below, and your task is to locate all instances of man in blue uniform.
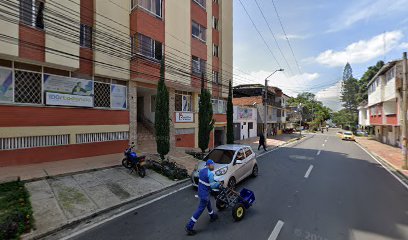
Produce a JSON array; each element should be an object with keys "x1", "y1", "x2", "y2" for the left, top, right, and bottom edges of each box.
[{"x1": 185, "y1": 160, "x2": 222, "y2": 235}]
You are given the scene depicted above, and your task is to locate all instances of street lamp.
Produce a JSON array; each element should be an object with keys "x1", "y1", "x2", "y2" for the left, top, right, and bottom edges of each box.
[
  {"x1": 297, "y1": 103, "x2": 303, "y2": 137},
  {"x1": 264, "y1": 69, "x2": 284, "y2": 139}
]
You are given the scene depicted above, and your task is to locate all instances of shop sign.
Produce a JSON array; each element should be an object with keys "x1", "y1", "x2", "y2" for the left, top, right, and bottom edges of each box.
[
  {"x1": 0, "y1": 68, "x2": 13, "y2": 103},
  {"x1": 176, "y1": 112, "x2": 194, "y2": 122},
  {"x1": 111, "y1": 84, "x2": 127, "y2": 109},
  {"x1": 237, "y1": 107, "x2": 253, "y2": 119},
  {"x1": 44, "y1": 74, "x2": 94, "y2": 96},
  {"x1": 46, "y1": 92, "x2": 93, "y2": 107}
]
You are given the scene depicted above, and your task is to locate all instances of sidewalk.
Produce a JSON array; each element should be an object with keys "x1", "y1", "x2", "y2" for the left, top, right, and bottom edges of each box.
[
  {"x1": 22, "y1": 167, "x2": 185, "y2": 239},
  {"x1": 236, "y1": 134, "x2": 300, "y2": 155},
  {"x1": 356, "y1": 137, "x2": 408, "y2": 177}
]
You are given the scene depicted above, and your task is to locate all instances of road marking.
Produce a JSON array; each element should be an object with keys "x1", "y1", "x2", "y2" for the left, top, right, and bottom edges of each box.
[
  {"x1": 60, "y1": 184, "x2": 192, "y2": 240},
  {"x1": 354, "y1": 142, "x2": 408, "y2": 191},
  {"x1": 317, "y1": 150, "x2": 321, "y2": 156},
  {"x1": 304, "y1": 165, "x2": 314, "y2": 178},
  {"x1": 268, "y1": 220, "x2": 285, "y2": 240}
]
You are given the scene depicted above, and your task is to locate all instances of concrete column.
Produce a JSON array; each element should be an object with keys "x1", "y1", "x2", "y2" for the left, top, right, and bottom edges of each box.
[
  {"x1": 129, "y1": 81, "x2": 137, "y2": 144},
  {"x1": 169, "y1": 88, "x2": 176, "y2": 151}
]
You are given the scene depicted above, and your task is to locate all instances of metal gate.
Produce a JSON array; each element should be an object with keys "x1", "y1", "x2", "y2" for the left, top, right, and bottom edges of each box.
[{"x1": 233, "y1": 123, "x2": 241, "y2": 141}]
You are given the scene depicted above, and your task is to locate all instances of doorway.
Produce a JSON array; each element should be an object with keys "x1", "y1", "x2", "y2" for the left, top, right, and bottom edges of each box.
[{"x1": 137, "y1": 97, "x2": 144, "y2": 122}]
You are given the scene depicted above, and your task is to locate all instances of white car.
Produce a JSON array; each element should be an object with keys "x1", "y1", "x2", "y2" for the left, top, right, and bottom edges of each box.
[{"x1": 191, "y1": 145, "x2": 258, "y2": 189}]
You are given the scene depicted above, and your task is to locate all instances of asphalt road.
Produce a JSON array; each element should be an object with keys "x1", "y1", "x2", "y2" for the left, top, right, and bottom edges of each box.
[{"x1": 71, "y1": 129, "x2": 408, "y2": 240}]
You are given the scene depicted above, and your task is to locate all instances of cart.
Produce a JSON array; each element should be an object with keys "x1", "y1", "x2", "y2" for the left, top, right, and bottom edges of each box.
[{"x1": 215, "y1": 186, "x2": 255, "y2": 221}]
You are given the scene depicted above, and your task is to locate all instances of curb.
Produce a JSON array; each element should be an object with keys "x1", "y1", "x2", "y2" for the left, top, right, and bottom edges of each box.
[
  {"x1": 23, "y1": 178, "x2": 190, "y2": 240},
  {"x1": 355, "y1": 141, "x2": 408, "y2": 185}
]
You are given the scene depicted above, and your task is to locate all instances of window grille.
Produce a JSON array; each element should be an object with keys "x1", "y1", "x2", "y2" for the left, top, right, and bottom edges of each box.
[
  {"x1": 94, "y1": 81, "x2": 110, "y2": 108},
  {"x1": 0, "y1": 135, "x2": 69, "y2": 150},
  {"x1": 14, "y1": 70, "x2": 42, "y2": 104},
  {"x1": 76, "y1": 131, "x2": 129, "y2": 144}
]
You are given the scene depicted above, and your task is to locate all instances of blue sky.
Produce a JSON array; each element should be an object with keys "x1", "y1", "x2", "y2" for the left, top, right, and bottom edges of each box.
[{"x1": 233, "y1": 0, "x2": 408, "y2": 110}]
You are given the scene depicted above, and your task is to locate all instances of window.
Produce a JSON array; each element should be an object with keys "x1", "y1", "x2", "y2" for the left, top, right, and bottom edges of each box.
[
  {"x1": 132, "y1": 0, "x2": 162, "y2": 17},
  {"x1": 80, "y1": 24, "x2": 93, "y2": 49},
  {"x1": 151, "y1": 95, "x2": 156, "y2": 112},
  {"x1": 94, "y1": 82, "x2": 111, "y2": 108},
  {"x1": 192, "y1": 56, "x2": 206, "y2": 76},
  {"x1": 14, "y1": 70, "x2": 42, "y2": 104},
  {"x1": 175, "y1": 91, "x2": 193, "y2": 112},
  {"x1": 248, "y1": 122, "x2": 253, "y2": 129},
  {"x1": 212, "y1": 99, "x2": 226, "y2": 114},
  {"x1": 203, "y1": 149, "x2": 235, "y2": 164},
  {"x1": 133, "y1": 33, "x2": 162, "y2": 61},
  {"x1": 235, "y1": 149, "x2": 245, "y2": 161},
  {"x1": 244, "y1": 148, "x2": 253, "y2": 157},
  {"x1": 386, "y1": 67, "x2": 395, "y2": 82},
  {"x1": 20, "y1": 0, "x2": 44, "y2": 29},
  {"x1": 213, "y1": 44, "x2": 219, "y2": 57},
  {"x1": 193, "y1": 0, "x2": 206, "y2": 9},
  {"x1": 212, "y1": 70, "x2": 219, "y2": 84},
  {"x1": 192, "y1": 21, "x2": 206, "y2": 42},
  {"x1": 212, "y1": 16, "x2": 219, "y2": 30}
]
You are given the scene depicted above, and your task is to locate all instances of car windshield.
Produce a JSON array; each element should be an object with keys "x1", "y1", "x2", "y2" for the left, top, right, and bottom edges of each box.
[
  {"x1": 344, "y1": 132, "x2": 352, "y2": 136},
  {"x1": 203, "y1": 149, "x2": 236, "y2": 164}
]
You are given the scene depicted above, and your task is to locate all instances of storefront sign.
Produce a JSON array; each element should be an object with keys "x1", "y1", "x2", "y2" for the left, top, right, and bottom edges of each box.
[
  {"x1": 175, "y1": 112, "x2": 194, "y2": 122},
  {"x1": 111, "y1": 84, "x2": 127, "y2": 109},
  {"x1": 46, "y1": 92, "x2": 93, "y2": 107},
  {"x1": 0, "y1": 68, "x2": 13, "y2": 103},
  {"x1": 237, "y1": 107, "x2": 253, "y2": 119},
  {"x1": 44, "y1": 74, "x2": 94, "y2": 96}
]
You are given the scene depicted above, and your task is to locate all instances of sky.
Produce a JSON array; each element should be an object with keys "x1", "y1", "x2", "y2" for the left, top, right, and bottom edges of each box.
[{"x1": 233, "y1": 0, "x2": 408, "y2": 111}]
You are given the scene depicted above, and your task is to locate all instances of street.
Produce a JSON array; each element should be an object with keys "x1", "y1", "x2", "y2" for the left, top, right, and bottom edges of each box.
[{"x1": 69, "y1": 129, "x2": 408, "y2": 240}]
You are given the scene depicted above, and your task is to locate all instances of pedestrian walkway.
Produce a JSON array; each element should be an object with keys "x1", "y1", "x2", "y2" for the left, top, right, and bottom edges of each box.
[
  {"x1": 356, "y1": 137, "x2": 408, "y2": 177},
  {"x1": 236, "y1": 134, "x2": 300, "y2": 155}
]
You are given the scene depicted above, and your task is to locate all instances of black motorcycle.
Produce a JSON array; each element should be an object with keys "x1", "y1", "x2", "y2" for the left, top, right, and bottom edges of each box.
[{"x1": 121, "y1": 143, "x2": 146, "y2": 178}]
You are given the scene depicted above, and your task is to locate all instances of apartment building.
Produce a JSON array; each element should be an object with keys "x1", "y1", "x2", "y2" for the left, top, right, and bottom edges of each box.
[
  {"x1": 365, "y1": 60, "x2": 403, "y2": 147},
  {"x1": 0, "y1": 0, "x2": 233, "y2": 167},
  {"x1": 358, "y1": 100, "x2": 370, "y2": 130}
]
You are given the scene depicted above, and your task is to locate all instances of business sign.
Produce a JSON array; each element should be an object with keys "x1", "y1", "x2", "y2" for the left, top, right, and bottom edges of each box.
[
  {"x1": 46, "y1": 92, "x2": 93, "y2": 107},
  {"x1": 0, "y1": 68, "x2": 13, "y2": 103},
  {"x1": 175, "y1": 112, "x2": 194, "y2": 122},
  {"x1": 237, "y1": 107, "x2": 253, "y2": 120},
  {"x1": 44, "y1": 74, "x2": 94, "y2": 96},
  {"x1": 111, "y1": 84, "x2": 127, "y2": 109}
]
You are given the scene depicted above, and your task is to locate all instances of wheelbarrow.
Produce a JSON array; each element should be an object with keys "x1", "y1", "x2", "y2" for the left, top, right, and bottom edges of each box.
[{"x1": 215, "y1": 186, "x2": 255, "y2": 221}]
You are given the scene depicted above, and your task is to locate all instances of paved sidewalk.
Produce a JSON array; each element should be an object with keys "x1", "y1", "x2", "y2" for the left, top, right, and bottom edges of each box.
[
  {"x1": 22, "y1": 167, "x2": 183, "y2": 239},
  {"x1": 356, "y1": 137, "x2": 408, "y2": 177},
  {"x1": 236, "y1": 134, "x2": 300, "y2": 155}
]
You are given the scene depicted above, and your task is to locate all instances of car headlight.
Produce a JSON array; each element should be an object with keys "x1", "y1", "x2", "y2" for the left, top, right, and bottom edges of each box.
[{"x1": 215, "y1": 166, "x2": 228, "y2": 176}]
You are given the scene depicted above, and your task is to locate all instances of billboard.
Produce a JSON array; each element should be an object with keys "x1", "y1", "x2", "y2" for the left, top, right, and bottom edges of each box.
[
  {"x1": 237, "y1": 107, "x2": 253, "y2": 120},
  {"x1": 175, "y1": 112, "x2": 194, "y2": 122}
]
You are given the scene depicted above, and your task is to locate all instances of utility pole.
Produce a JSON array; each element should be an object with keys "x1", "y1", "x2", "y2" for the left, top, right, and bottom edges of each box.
[
  {"x1": 264, "y1": 79, "x2": 268, "y2": 139},
  {"x1": 403, "y1": 52, "x2": 408, "y2": 169}
]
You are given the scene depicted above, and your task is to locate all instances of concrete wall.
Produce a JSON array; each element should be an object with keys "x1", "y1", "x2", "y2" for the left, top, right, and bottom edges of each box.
[
  {"x1": 220, "y1": 0, "x2": 233, "y2": 98},
  {"x1": 0, "y1": 0, "x2": 19, "y2": 57},
  {"x1": 94, "y1": 0, "x2": 130, "y2": 80}
]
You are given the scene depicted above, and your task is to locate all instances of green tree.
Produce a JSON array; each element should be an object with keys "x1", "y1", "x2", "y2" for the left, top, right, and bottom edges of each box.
[
  {"x1": 154, "y1": 58, "x2": 170, "y2": 160},
  {"x1": 341, "y1": 63, "x2": 359, "y2": 114},
  {"x1": 198, "y1": 74, "x2": 214, "y2": 153},
  {"x1": 226, "y1": 80, "x2": 234, "y2": 144},
  {"x1": 357, "y1": 61, "x2": 384, "y2": 103},
  {"x1": 332, "y1": 109, "x2": 356, "y2": 130},
  {"x1": 287, "y1": 92, "x2": 331, "y2": 124}
]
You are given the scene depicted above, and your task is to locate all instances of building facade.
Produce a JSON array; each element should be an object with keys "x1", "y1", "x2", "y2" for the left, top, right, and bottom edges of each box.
[
  {"x1": 232, "y1": 98, "x2": 258, "y2": 140},
  {"x1": 0, "y1": 0, "x2": 233, "y2": 166}
]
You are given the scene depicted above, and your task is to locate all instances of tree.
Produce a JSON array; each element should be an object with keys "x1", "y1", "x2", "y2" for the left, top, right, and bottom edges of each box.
[
  {"x1": 357, "y1": 61, "x2": 384, "y2": 103},
  {"x1": 287, "y1": 92, "x2": 331, "y2": 124},
  {"x1": 226, "y1": 80, "x2": 234, "y2": 144},
  {"x1": 198, "y1": 74, "x2": 214, "y2": 153},
  {"x1": 332, "y1": 109, "x2": 356, "y2": 130},
  {"x1": 154, "y1": 58, "x2": 170, "y2": 160},
  {"x1": 340, "y1": 63, "x2": 359, "y2": 114}
]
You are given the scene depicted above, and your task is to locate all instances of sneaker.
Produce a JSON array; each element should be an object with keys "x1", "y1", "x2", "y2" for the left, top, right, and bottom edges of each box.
[
  {"x1": 210, "y1": 214, "x2": 219, "y2": 222},
  {"x1": 185, "y1": 227, "x2": 197, "y2": 236}
]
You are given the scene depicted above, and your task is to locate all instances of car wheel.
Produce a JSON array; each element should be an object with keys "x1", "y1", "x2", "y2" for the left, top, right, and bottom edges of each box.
[
  {"x1": 232, "y1": 203, "x2": 246, "y2": 221},
  {"x1": 228, "y1": 177, "x2": 236, "y2": 189},
  {"x1": 252, "y1": 164, "x2": 258, "y2": 177}
]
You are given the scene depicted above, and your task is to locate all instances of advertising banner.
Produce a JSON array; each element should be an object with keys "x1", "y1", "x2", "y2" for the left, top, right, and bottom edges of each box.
[
  {"x1": 46, "y1": 92, "x2": 93, "y2": 107},
  {"x1": 237, "y1": 107, "x2": 253, "y2": 119},
  {"x1": 175, "y1": 112, "x2": 194, "y2": 122},
  {"x1": 0, "y1": 68, "x2": 13, "y2": 103},
  {"x1": 44, "y1": 74, "x2": 94, "y2": 96},
  {"x1": 111, "y1": 84, "x2": 127, "y2": 109}
]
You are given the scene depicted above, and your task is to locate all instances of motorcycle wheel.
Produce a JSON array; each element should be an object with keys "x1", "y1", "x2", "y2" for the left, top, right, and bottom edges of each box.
[
  {"x1": 138, "y1": 166, "x2": 146, "y2": 178},
  {"x1": 122, "y1": 158, "x2": 133, "y2": 169}
]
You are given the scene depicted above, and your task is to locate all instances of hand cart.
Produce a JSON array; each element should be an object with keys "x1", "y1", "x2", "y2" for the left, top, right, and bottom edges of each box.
[{"x1": 215, "y1": 186, "x2": 255, "y2": 221}]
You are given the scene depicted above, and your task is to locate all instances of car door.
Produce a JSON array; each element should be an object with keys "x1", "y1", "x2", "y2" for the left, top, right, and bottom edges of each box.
[
  {"x1": 242, "y1": 147, "x2": 255, "y2": 178},
  {"x1": 233, "y1": 148, "x2": 247, "y2": 182}
]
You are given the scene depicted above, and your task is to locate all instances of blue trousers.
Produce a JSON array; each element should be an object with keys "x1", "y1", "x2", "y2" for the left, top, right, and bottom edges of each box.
[{"x1": 186, "y1": 198, "x2": 215, "y2": 230}]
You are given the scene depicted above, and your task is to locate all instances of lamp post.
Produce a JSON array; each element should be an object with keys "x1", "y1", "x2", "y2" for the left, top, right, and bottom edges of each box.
[
  {"x1": 298, "y1": 103, "x2": 303, "y2": 137},
  {"x1": 264, "y1": 69, "x2": 284, "y2": 139}
]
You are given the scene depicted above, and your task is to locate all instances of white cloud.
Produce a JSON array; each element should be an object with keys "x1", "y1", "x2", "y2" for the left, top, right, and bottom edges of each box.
[
  {"x1": 313, "y1": 31, "x2": 404, "y2": 67},
  {"x1": 277, "y1": 34, "x2": 310, "y2": 40},
  {"x1": 315, "y1": 81, "x2": 343, "y2": 111},
  {"x1": 327, "y1": 0, "x2": 408, "y2": 33},
  {"x1": 399, "y1": 42, "x2": 408, "y2": 49},
  {"x1": 233, "y1": 70, "x2": 320, "y2": 97}
]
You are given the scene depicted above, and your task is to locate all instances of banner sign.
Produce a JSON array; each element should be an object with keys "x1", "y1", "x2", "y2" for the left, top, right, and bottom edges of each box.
[
  {"x1": 46, "y1": 92, "x2": 93, "y2": 107},
  {"x1": 111, "y1": 84, "x2": 127, "y2": 109},
  {"x1": 237, "y1": 107, "x2": 253, "y2": 119},
  {"x1": 44, "y1": 74, "x2": 94, "y2": 96},
  {"x1": 0, "y1": 68, "x2": 13, "y2": 103},
  {"x1": 175, "y1": 112, "x2": 194, "y2": 122}
]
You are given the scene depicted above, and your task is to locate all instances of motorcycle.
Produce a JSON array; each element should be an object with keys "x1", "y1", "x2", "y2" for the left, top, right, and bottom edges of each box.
[{"x1": 121, "y1": 142, "x2": 146, "y2": 178}]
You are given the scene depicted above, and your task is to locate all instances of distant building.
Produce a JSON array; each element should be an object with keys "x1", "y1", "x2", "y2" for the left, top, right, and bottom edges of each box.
[{"x1": 232, "y1": 98, "x2": 258, "y2": 140}]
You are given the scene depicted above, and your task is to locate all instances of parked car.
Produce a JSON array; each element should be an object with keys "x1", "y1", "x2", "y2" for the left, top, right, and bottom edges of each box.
[
  {"x1": 355, "y1": 130, "x2": 368, "y2": 137},
  {"x1": 191, "y1": 145, "x2": 258, "y2": 189},
  {"x1": 342, "y1": 131, "x2": 355, "y2": 141}
]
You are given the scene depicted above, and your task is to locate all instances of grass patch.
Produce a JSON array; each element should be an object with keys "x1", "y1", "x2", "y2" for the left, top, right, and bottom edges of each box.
[{"x1": 0, "y1": 181, "x2": 34, "y2": 240}]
